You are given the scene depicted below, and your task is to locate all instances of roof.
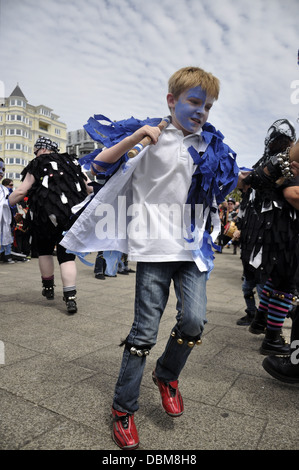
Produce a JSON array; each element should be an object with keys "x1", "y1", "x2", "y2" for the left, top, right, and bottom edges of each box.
[{"x1": 9, "y1": 84, "x2": 26, "y2": 99}]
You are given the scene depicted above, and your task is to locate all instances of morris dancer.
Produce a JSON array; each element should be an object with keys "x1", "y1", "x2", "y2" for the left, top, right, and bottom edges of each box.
[
  {"x1": 9, "y1": 137, "x2": 92, "y2": 314},
  {"x1": 239, "y1": 120, "x2": 299, "y2": 355}
]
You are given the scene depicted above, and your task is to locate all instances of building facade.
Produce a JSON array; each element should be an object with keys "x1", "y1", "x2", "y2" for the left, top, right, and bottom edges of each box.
[
  {"x1": 66, "y1": 128, "x2": 102, "y2": 160},
  {"x1": 0, "y1": 84, "x2": 67, "y2": 187}
]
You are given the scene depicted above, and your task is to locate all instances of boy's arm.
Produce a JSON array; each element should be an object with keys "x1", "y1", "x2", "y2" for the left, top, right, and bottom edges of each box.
[{"x1": 91, "y1": 125, "x2": 161, "y2": 174}]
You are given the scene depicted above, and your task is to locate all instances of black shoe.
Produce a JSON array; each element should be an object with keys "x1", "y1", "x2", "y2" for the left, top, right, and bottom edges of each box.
[
  {"x1": 237, "y1": 310, "x2": 255, "y2": 326},
  {"x1": 95, "y1": 273, "x2": 105, "y2": 280},
  {"x1": 42, "y1": 286, "x2": 54, "y2": 300},
  {"x1": 262, "y1": 356, "x2": 299, "y2": 383},
  {"x1": 249, "y1": 310, "x2": 267, "y2": 334},
  {"x1": 64, "y1": 296, "x2": 77, "y2": 314},
  {"x1": 260, "y1": 331, "x2": 290, "y2": 356}
]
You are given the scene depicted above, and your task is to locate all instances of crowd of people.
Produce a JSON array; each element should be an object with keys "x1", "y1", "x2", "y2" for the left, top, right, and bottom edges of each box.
[{"x1": 1, "y1": 65, "x2": 299, "y2": 450}]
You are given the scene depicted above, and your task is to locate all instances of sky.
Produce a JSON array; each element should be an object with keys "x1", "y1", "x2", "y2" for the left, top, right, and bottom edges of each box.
[{"x1": 0, "y1": 0, "x2": 298, "y2": 167}]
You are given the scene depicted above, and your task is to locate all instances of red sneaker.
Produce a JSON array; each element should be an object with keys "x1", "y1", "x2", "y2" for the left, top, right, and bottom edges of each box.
[
  {"x1": 152, "y1": 370, "x2": 184, "y2": 417},
  {"x1": 111, "y1": 407, "x2": 139, "y2": 450}
]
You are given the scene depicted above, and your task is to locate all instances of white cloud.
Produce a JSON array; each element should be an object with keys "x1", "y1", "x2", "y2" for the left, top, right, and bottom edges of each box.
[{"x1": 0, "y1": 0, "x2": 298, "y2": 167}]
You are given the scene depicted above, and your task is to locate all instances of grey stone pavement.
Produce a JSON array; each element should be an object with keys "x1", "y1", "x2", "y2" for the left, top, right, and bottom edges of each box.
[{"x1": 0, "y1": 247, "x2": 298, "y2": 452}]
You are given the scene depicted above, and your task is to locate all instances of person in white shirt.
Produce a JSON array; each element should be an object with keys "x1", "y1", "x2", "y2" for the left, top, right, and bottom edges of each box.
[
  {"x1": 61, "y1": 66, "x2": 246, "y2": 449},
  {"x1": 62, "y1": 65, "x2": 299, "y2": 449}
]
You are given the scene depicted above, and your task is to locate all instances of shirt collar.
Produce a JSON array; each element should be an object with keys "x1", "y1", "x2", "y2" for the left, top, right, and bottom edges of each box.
[{"x1": 166, "y1": 123, "x2": 203, "y2": 141}]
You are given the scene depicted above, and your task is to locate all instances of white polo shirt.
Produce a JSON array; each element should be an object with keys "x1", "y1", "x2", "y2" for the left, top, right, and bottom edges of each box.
[{"x1": 128, "y1": 124, "x2": 208, "y2": 261}]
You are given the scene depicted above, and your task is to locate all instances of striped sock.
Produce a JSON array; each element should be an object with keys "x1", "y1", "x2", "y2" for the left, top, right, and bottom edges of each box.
[
  {"x1": 257, "y1": 279, "x2": 274, "y2": 316},
  {"x1": 267, "y1": 290, "x2": 294, "y2": 331}
]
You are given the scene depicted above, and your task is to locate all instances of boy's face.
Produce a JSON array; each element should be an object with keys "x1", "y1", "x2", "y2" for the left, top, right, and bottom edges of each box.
[{"x1": 167, "y1": 86, "x2": 214, "y2": 136}]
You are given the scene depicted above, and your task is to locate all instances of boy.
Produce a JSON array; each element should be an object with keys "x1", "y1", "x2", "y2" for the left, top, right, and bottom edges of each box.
[{"x1": 61, "y1": 66, "x2": 242, "y2": 449}]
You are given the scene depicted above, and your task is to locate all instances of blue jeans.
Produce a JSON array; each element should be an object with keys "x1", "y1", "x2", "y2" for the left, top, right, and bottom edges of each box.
[
  {"x1": 0, "y1": 244, "x2": 12, "y2": 256},
  {"x1": 242, "y1": 277, "x2": 263, "y2": 312},
  {"x1": 113, "y1": 261, "x2": 208, "y2": 414}
]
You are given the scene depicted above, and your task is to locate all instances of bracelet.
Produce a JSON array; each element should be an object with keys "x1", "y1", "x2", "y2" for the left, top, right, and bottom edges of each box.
[
  {"x1": 267, "y1": 147, "x2": 293, "y2": 179},
  {"x1": 276, "y1": 147, "x2": 293, "y2": 178}
]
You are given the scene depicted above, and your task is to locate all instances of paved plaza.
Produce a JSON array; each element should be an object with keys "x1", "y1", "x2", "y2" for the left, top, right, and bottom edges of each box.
[{"x1": 0, "y1": 248, "x2": 298, "y2": 451}]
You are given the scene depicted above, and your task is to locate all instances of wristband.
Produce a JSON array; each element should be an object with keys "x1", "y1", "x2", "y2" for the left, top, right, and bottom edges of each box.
[{"x1": 266, "y1": 147, "x2": 293, "y2": 179}]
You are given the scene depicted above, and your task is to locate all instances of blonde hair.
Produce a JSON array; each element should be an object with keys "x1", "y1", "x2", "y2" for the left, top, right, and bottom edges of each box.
[{"x1": 168, "y1": 66, "x2": 220, "y2": 100}]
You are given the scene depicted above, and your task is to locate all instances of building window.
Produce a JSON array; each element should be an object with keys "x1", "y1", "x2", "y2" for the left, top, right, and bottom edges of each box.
[
  {"x1": 6, "y1": 172, "x2": 22, "y2": 180},
  {"x1": 9, "y1": 99, "x2": 26, "y2": 108},
  {"x1": 5, "y1": 143, "x2": 28, "y2": 152},
  {"x1": 5, "y1": 128, "x2": 28, "y2": 137},
  {"x1": 5, "y1": 157, "x2": 28, "y2": 166},
  {"x1": 7, "y1": 114, "x2": 29, "y2": 124},
  {"x1": 39, "y1": 107, "x2": 52, "y2": 118},
  {"x1": 39, "y1": 121, "x2": 49, "y2": 131},
  {"x1": 10, "y1": 99, "x2": 26, "y2": 107}
]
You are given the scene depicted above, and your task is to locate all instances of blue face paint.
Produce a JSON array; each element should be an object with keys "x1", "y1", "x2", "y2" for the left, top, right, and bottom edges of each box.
[
  {"x1": 173, "y1": 86, "x2": 214, "y2": 135},
  {"x1": 0, "y1": 161, "x2": 4, "y2": 178}
]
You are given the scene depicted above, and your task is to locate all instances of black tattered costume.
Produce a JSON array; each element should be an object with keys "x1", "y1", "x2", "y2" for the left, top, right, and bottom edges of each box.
[
  {"x1": 238, "y1": 119, "x2": 299, "y2": 292},
  {"x1": 20, "y1": 137, "x2": 88, "y2": 312},
  {"x1": 22, "y1": 151, "x2": 88, "y2": 246},
  {"x1": 237, "y1": 119, "x2": 299, "y2": 356},
  {"x1": 239, "y1": 179, "x2": 299, "y2": 292}
]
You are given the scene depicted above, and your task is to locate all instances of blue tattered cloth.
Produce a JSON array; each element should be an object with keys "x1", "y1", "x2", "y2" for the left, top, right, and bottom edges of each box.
[
  {"x1": 73, "y1": 115, "x2": 239, "y2": 274},
  {"x1": 80, "y1": 114, "x2": 161, "y2": 176}
]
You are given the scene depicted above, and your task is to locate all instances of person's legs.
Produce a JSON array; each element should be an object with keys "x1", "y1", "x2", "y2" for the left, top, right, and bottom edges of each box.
[
  {"x1": 260, "y1": 289, "x2": 294, "y2": 356},
  {"x1": 249, "y1": 279, "x2": 274, "y2": 334},
  {"x1": 263, "y1": 305, "x2": 299, "y2": 382},
  {"x1": 112, "y1": 261, "x2": 174, "y2": 449},
  {"x1": 39, "y1": 255, "x2": 55, "y2": 299},
  {"x1": 237, "y1": 277, "x2": 259, "y2": 326},
  {"x1": 57, "y1": 238, "x2": 77, "y2": 314},
  {"x1": 37, "y1": 223, "x2": 77, "y2": 313},
  {"x1": 1, "y1": 244, "x2": 14, "y2": 263},
  {"x1": 155, "y1": 262, "x2": 207, "y2": 382},
  {"x1": 39, "y1": 254, "x2": 54, "y2": 277},
  {"x1": 94, "y1": 251, "x2": 106, "y2": 279},
  {"x1": 260, "y1": 268, "x2": 297, "y2": 355},
  {"x1": 113, "y1": 261, "x2": 173, "y2": 414},
  {"x1": 35, "y1": 221, "x2": 56, "y2": 299}
]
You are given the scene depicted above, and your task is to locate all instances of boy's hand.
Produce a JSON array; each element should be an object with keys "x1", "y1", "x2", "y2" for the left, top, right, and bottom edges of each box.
[{"x1": 134, "y1": 125, "x2": 161, "y2": 145}]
